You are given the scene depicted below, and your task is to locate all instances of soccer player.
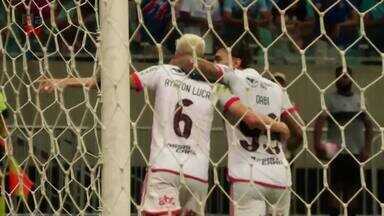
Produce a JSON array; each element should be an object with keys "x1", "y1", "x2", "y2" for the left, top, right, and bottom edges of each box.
[
  {"x1": 40, "y1": 34, "x2": 290, "y2": 215},
  {"x1": 172, "y1": 46, "x2": 301, "y2": 215}
]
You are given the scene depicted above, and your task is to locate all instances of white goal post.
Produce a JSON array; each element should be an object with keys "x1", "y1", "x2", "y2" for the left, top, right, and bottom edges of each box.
[{"x1": 100, "y1": 0, "x2": 130, "y2": 215}]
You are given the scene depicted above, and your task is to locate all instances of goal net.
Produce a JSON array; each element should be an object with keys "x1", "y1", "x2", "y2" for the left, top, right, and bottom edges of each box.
[{"x1": 0, "y1": 0, "x2": 383, "y2": 215}]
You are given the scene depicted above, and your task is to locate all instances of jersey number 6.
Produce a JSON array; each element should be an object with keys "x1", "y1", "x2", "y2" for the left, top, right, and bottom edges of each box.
[{"x1": 173, "y1": 99, "x2": 193, "y2": 139}]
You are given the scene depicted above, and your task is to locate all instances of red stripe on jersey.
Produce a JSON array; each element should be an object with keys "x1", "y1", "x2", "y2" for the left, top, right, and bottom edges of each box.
[
  {"x1": 223, "y1": 97, "x2": 240, "y2": 113},
  {"x1": 151, "y1": 168, "x2": 208, "y2": 183},
  {"x1": 228, "y1": 175, "x2": 288, "y2": 189},
  {"x1": 282, "y1": 106, "x2": 299, "y2": 117},
  {"x1": 142, "y1": 209, "x2": 181, "y2": 216},
  {"x1": 132, "y1": 72, "x2": 144, "y2": 92}
]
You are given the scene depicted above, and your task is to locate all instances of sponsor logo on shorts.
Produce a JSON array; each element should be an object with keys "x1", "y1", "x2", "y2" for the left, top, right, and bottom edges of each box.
[{"x1": 158, "y1": 195, "x2": 175, "y2": 206}]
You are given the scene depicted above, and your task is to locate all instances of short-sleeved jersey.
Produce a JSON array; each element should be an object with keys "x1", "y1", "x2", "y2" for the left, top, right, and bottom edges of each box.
[
  {"x1": 218, "y1": 66, "x2": 292, "y2": 188},
  {"x1": 133, "y1": 65, "x2": 237, "y2": 182}
]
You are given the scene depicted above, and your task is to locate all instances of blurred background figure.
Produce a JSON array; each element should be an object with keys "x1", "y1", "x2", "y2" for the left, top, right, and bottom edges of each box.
[
  {"x1": 314, "y1": 0, "x2": 360, "y2": 48},
  {"x1": 221, "y1": 0, "x2": 272, "y2": 46},
  {"x1": 273, "y1": 0, "x2": 316, "y2": 50},
  {"x1": 363, "y1": 0, "x2": 384, "y2": 53},
  {"x1": 179, "y1": 0, "x2": 223, "y2": 54},
  {"x1": 1, "y1": 0, "x2": 98, "y2": 57},
  {"x1": 314, "y1": 66, "x2": 373, "y2": 216},
  {"x1": 140, "y1": 0, "x2": 179, "y2": 53}
]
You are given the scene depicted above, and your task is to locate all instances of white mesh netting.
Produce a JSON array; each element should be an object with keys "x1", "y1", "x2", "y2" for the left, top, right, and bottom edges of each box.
[{"x1": 0, "y1": 0, "x2": 383, "y2": 215}]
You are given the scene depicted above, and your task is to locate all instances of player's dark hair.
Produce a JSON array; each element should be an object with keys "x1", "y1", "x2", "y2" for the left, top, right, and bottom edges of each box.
[
  {"x1": 335, "y1": 66, "x2": 352, "y2": 77},
  {"x1": 230, "y1": 43, "x2": 251, "y2": 69},
  {"x1": 274, "y1": 76, "x2": 286, "y2": 86}
]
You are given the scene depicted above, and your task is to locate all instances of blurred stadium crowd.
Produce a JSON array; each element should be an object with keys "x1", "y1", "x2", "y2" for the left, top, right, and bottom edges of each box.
[
  {"x1": 0, "y1": 0, "x2": 383, "y2": 60},
  {"x1": 130, "y1": 0, "x2": 384, "y2": 59},
  {"x1": 0, "y1": 0, "x2": 98, "y2": 57}
]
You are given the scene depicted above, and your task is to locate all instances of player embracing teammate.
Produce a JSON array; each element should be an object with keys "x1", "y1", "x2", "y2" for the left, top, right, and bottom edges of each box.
[
  {"x1": 39, "y1": 34, "x2": 291, "y2": 215},
  {"x1": 174, "y1": 44, "x2": 302, "y2": 215},
  {"x1": 132, "y1": 36, "x2": 292, "y2": 216}
]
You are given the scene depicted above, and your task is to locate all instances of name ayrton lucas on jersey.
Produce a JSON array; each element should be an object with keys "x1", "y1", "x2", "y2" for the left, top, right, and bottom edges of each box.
[{"x1": 164, "y1": 78, "x2": 211, "y2": 100}]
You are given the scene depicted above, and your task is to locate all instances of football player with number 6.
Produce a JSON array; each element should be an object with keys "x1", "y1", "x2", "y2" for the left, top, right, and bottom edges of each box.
[
  {"x1": 39, "y1": 34, "x2": 290, "y2": 216},
  {"x1": 172, "y1": 45, "x2": 299, "y2": 216}
]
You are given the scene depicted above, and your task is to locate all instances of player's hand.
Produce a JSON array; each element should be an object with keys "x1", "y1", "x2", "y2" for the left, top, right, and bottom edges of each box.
[
  {"x1": 38, "y1": 78, "x2": 60, "y2": 93},
  {"x1": 170, "y1": 54, "x2": 194, "y2": 73},
  {"x1": 278, "y1": 122, "x2": 290, "y2": 143},
  {"x1": 81, "y1": 78, "x2": 97, "y2": 89}
]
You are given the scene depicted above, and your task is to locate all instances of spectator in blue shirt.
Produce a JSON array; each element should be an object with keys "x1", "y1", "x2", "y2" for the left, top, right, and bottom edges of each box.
[
  {"x1": 140, "y1": 0, "x2": 178, "y2": 52},
  {"x1": 273, "y1": 0, "x2": 316, "y2": 48}
]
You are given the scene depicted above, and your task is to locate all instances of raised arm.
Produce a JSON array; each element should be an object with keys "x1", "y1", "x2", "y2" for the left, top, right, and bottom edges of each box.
[
  {"x1": 170, "y1": 55, "x2": 224, "y2": 82},
  {"x1": 39, "y1": 73, "x2": 143, "y2": 93},
  {"x1": 39, "y1": 77, "x2": 98, "y2": 92},
  {"x1": 226, "y1": 99, "x2": 290, "y2": 142},
  {"x1": 281, "y1": 111, "x2": 303, "y2": 150}
]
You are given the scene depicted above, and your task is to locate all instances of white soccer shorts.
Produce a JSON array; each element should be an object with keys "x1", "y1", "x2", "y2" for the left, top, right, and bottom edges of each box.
[
  {"x1": 141, "y1": 171, "x2": 208, "y2": 215},
  {"x1": 230, "y1": 182, "x2": 291, "y2": 216}
]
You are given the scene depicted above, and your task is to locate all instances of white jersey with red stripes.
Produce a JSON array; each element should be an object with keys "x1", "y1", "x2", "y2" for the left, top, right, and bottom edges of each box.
[
  {"x1": 133, "y1": 65, "x2": 237, "y2": 182},
  {"x1": 218, "y1": 65, "x2": 293, "y2": 188}
]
